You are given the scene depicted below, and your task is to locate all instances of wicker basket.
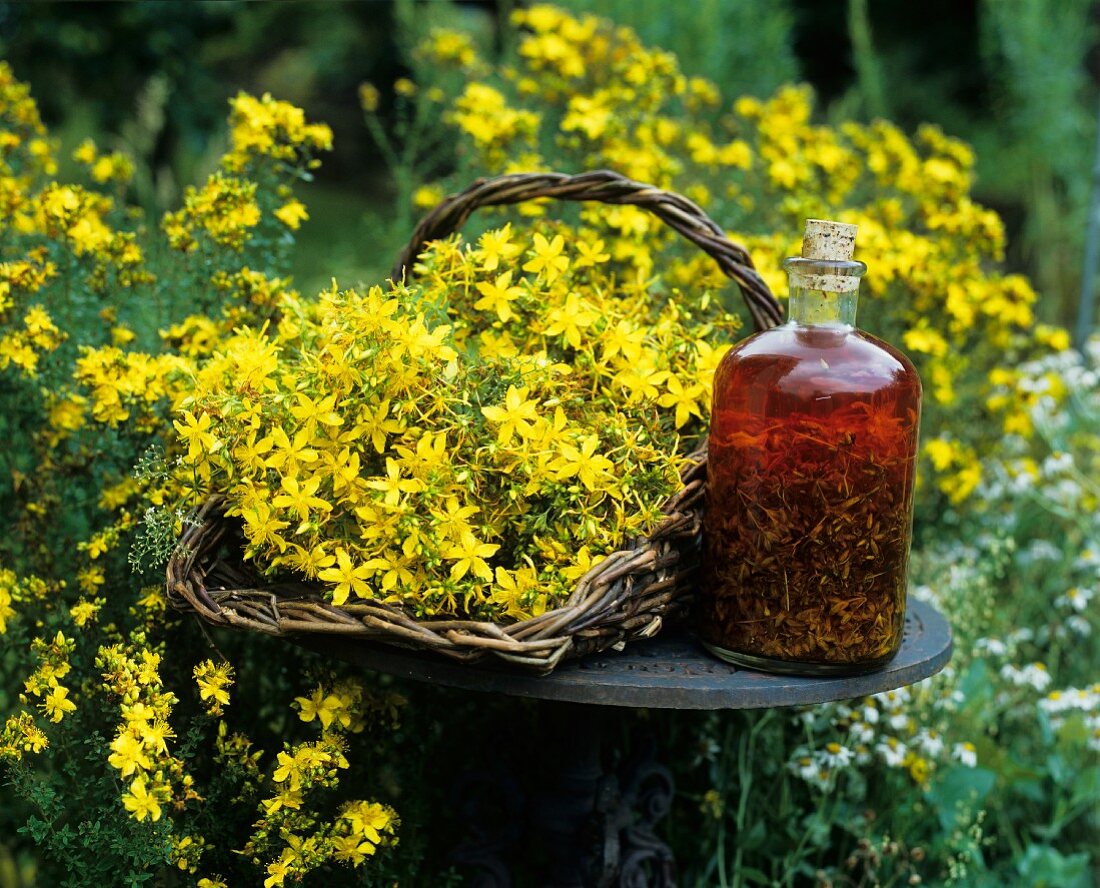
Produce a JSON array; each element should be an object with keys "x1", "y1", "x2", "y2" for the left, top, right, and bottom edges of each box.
[{"x1": 166, "y1": 170, "x2": 782, "y2": 673}]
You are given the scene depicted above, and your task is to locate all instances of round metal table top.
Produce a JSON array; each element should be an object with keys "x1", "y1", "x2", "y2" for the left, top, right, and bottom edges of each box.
[{"x1": 307, "y1": 597, "x2": 952, "y2": 710}]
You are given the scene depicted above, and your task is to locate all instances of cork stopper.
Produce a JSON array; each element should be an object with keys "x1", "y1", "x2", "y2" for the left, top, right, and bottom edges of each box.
[
  {"x1": 793, "y1": 218, "x2": 861, "y2": 292},
  {"x1": 801, "y1": 219, "x2": 857, "y2": 261}
]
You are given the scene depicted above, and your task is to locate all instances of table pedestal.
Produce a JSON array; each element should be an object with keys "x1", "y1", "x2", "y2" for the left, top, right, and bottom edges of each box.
[{"x1": 448, "y1": 702, "x2": 677, "y2": 887}]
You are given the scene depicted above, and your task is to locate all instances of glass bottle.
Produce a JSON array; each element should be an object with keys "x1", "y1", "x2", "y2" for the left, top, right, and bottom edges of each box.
[{"x1": 699, "y1": 220, "x2": 921, "y2": 675}]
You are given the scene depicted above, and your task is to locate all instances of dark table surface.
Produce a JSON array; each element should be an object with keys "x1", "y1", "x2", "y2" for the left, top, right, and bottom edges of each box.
[{"x1": 306, "y1": 597, "x2": 952, "y2": 709}]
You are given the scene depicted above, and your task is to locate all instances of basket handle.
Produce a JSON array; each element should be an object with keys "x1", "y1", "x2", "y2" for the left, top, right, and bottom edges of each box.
[{"x1": 391, "y1": 170, "x2": 783, "y2": 332}]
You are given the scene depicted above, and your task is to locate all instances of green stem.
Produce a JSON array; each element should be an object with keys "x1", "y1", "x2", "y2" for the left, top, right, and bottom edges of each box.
[{"x1": 847, "y1": 0, "x2": 888, "y2": 119}]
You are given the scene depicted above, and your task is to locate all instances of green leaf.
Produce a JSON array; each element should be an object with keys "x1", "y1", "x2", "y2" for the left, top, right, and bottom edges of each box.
[
  {"x1": 1015, "y1": 844, "x2": 1091, "y2": 888},
  {"x1": 928, "y1": 766, "x2": 996, "y2": 832}
]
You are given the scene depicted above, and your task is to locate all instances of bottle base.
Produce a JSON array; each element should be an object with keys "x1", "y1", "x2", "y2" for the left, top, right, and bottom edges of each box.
[{"x1": 701, "y1": 641, "x2": 898, "y2": 677}]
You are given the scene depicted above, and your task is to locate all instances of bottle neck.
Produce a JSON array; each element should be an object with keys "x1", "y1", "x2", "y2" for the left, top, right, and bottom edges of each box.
[
  {"x1": 788, "y1": 284, "x2": 859, "y2": 327},
  {"x1": 782, "y1": 257, "x2": 866, "y2": 328}
]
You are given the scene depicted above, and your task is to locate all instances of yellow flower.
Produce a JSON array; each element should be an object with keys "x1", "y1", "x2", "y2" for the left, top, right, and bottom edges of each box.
[
  {"x1": 550, "y1": 435, "x2": 615, "y2": 492},
  {"x1": 561, "y1": 94, "x2": 612, "y2": 139},
  {"x1": 481, "y1": 384, "x2": 540, "y2": 445},
  {"x1": 242, "y1": 500, "x2": 290, "y2": 552},
  {"x1": 139, "y1": 720, "x2": 175, "y2": 756},
  {"x1": 473, "y1": 271, "x2": 525, "y2": 322},
  {"x1": 657, "y1": 375, "x2": 705, "y2": 429},
  {"x1": 342, "y1": 800, "x2": 394, "y2": 842},
  {"x1": 69, "y1": 598, "x2": 101, "y2": 627},
  {"x1": 364, "y1": 549, "x2": 415, "y2": 592},
  {"x1": 72, "y1": 138, "x2": 97, "y2": 164},
  {"x1": 476, "y1": 224, "x2": 523, "y2": 271},
  {"x1": 444, "y1": 531, "x2": 500, "y2": 583},
  {"x1": 573, "y1": 237, "x2": 610, "y2": 269},
  {"x1": 358, "y1": 82, "x2": 380, "y2": 113},
  {"x1": 544, "y1": 292, "x2": 598, "y2": 349},
  {"x1": 173, "y1": 410, "x2": 218, "y2": 459},
  {"x1": 317, "y1": 548, "x2": 372, "y2": 605},
  {"x1": 282, "y1": 543, "x2": 335, "y2": 579},
  {"x1": 121, "y1": 775, "x2": 161, "y2": 822},
  {"x1": 263, "y1": 850, "x2": 294, "y2": 888},
  {"x1": 490, "y1": 565, "x2": 540, "y2": 620},
  {"x1": 903, "y1": 325, "x2": 948, "y2": 357},
  {"x1": 289, "y1": 392, "x2": 342, "y2": 430},
  {"x1": 412, "y1": 183, "x2": 445, "y2": 210},
  {"x1": 273, "y1": 199, "x2": 308, "y2": 230},
  {"x1": 194, "y1": 660, "x2": 234, "y2": 711},
  {"x1": 366, "y1": 458, "x2": 425, "y2": 507},
  {"x1": 295, "y1": 687, "x2": 350, "y2": 730},
  {"x1": 109, "y1": 730, "x2": 152, "y2": 777},
  {"x1": 358, "y1": 398, "x2": 405, "y2": 454},
  {"x1": 925, "y1": 438, "x2": 957, "y2": 472},
  {"x1": 267, "y1": 427, "x2": 319, "y2": 471},
  {"x1": 272, "y1": 475, "x2": 332, "y2": 520},
  {"x1": 332, "y1": 834, "x2": 377, "y2": 864},
  {"x1": 522, "y1": 232, "x2": 569, "y2": 283},
  {"x1": 40, "y1": 681, "x2": 76, "y2": 723}
]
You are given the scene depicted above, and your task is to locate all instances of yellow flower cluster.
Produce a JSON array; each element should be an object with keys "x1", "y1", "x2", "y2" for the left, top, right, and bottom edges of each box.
[
  {"x1": 222, "y1": 92, "x2": 333, "y2": 174},
  {"x1": 985, "y1": 359, "x2": 1069, "y2": 439},
  {"x1": 0, "y1": 568, "x2": 15, "y2": 634},
  {"x1": 924, "y1": 438, "x2": 983, "y2": 504},
  {"x1": 193, "y1": 659, "x2": 235, "y2": 717},
  {"x1": 0, "y1": 66, "x2": 402, "y2": 881},
  {"x1": 0, "y1": 61, "x2": 155, "y2": 396},
  {"x1": 415, "y1": 4, "x2": 1072, "y2": 506},
  {"x1": 98, "y1": 641, "x2": 199, "y2": 826},
  {"x1": 73, "y1": 346, "x2": 189, "y2": 428},
  {"x1": 23, "y1": 631, "x2": 77, "y2": 723},
  {"x1": 0, "y1": 568, "x2": 52, "y2": 637},
  {"x1": 162, "y1": 93, "x2": 331, "y2": 257},
  {"x1": 163, "y1": 172, "x2": 263, "y2": 253},
  {"x1": 72, "y1": 138, "x2": 135, "y2": 186},
  {"x1": 170, "y1": 219, "x2": 736, "y2": 620},
  {"x1": 1, "y1": 622, "x2": 73, "y2": 761},
  {"x1": 0, "y1": 60, "x2": 55, "y2": 180},
  {"x1": 242, "y1": 679, "x2": 398, "y2": 886}
]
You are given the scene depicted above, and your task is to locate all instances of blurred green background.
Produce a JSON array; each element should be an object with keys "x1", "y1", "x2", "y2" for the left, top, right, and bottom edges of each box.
[{"x1": 0, "y1": 0, "x2": 1096, "y2": 323}]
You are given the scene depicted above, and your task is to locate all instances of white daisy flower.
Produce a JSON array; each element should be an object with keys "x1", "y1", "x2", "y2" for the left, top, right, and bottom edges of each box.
[
  {"x1": 952, "y1": 742, "x2": 977, "y2": 767},
  {"x1": 876, "y1": 737, "x2": 907, "y2": 768}
]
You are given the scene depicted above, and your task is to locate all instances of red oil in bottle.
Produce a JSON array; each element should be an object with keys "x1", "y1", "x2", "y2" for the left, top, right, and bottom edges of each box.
[{"x1": 699, "y1": 221, "x2": 921, "y2": 675}]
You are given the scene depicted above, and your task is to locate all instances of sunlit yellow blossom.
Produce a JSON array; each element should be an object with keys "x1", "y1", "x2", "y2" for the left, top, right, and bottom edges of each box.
[
  {"x1": 474, "y1": 271, "x2": 525, "y2": 322},
  {"x1": 273, "y1": 199, "x2": 308, "y2": 230},
  {"x1": 317, "y1": 548, "x2": 372, "y2": 605},
  {"x1": 331, "y1": 834, "x2": 377, "y2": 864},
  {"x1": 481, "y1": 385, "x2": 540, "y2": 445},
  {"x1": 444, "y1": 531, "x2": 500, "y2": 583},
  {"x1": 476, "y1": 224, "x2": 523, "y2": 271},
  {"x1": 657, "y1": 375, "x2": 705, "y2": 429},
  {"x1": 551, "y1": 435, "x2": 615, "y2": 492},
  {"x1": 40, "y1": 681, "x2": 76, "y2": 723},
  {"x1": 295, "y1": 687, "x2": 352, "y2": 730},
  {"x1": 109, "y1": 730, "x2": 152, "y2": 777},
  {"x1": 194, "y1": 659, "x2": 235, "y2": 713},
  {"x1": 522, "y1": 232, "x2": 569, "y2": 283},
  {"x1": 122, "y1": 775, "x2": 161, "y2": 822}
]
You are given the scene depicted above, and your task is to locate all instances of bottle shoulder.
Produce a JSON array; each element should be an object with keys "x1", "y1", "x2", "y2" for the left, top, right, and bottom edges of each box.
[
  {"x1": 715, "y1": 324, "x2": 921, "y2": 398},
  {"x1": 722, "y1": 325, "x2": 916, "y2": 370}
]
